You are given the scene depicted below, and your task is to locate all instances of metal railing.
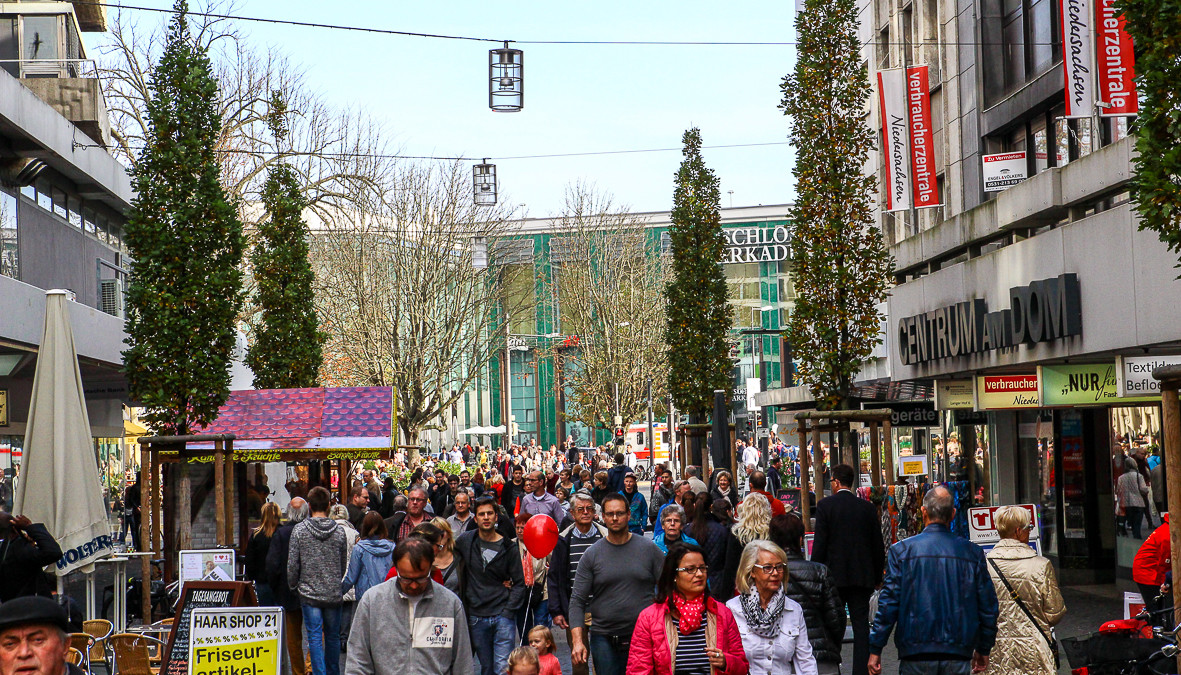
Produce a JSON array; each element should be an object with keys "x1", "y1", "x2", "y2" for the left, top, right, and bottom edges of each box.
[{"x1": 0, "y1": 58, "x2": 99, "y2": 79}]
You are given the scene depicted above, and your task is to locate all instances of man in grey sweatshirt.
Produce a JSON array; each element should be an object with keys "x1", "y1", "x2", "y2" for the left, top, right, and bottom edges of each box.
[
  {"x1": 289, "y1": 486, "x2": 348, "y2": 675},
  {"x1": 345, "y1": 537, "x2": 472, "y2": 675},
  {"x1": 569, "y1": 493, "x2": 665, "y2": 675}
]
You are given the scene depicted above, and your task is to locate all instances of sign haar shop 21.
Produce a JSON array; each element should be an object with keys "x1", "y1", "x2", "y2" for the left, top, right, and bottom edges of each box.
[
  {"x1": 721, "y1": 225, "x2": 790, "y2": 264},
  {"x1": 897, "y1": 274, "x2": 1081, "y2": 366}
]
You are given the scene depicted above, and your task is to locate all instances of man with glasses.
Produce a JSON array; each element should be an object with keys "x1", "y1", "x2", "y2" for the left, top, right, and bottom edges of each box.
[
  {"x1": 345, "y1": 537, "x2": 472, "y2": 675},
  {"x1": 569, "y1": 493, "x2": 665, "y2": 675},
  {"x1": 385, "y1": 487, "x2": 431, "y2": 543},
  {"x1": 547, "y1": 493, "x2": 608, "y2": 675},
  {"x1": 455, "y1": 496, "x2": 526, "y2": 675}
]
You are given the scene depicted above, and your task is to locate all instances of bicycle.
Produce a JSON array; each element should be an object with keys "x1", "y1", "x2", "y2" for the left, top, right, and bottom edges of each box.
[{"x1": 1063, "y1": 605, "x2": 1180, "y2": 675}]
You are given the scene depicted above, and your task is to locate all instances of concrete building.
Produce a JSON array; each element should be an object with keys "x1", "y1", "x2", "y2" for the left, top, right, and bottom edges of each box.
[
  {"x1": 0, "y1": 1, "x2": 132, "y2": 502},
  {"x1": 854, "y1": 0, "x2": 1178, "y2": 583}
]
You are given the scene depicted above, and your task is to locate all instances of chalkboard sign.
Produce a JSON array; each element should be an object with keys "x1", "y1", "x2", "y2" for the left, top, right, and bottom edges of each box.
[
  {"x1": 780, "y1": 490, "x2": 800, "y2": 511},
  {"x1": 163, "y1": 581, "x2": 257, "y2": 675}
]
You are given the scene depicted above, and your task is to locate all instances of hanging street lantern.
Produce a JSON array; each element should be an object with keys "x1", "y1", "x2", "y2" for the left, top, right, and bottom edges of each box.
[
  {"x1": 489, "y1": 42, "x2": 523, "y2": 112},
  {"x1": 473, "y1": 160, "x2": 497, "y2": 205}
]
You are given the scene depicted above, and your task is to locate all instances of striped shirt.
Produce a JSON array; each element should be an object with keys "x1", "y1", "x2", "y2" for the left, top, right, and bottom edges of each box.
[
  {"x1": 672, "y1": 615, "x2": 711, "y2": 675},
  {"x1": 567, "y1": 527, "x2": 602, "y2": 592}
]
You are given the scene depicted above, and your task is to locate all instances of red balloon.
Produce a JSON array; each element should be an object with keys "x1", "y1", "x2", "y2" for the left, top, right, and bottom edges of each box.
[{"x1": 522, "y1": 514, "x2": 559, "y2": 558}]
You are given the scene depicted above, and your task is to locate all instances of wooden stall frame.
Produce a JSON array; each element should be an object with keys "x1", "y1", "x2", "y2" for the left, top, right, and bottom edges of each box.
[{"x1": 794, "y1": 410, "x2": 893, "y2": 530}]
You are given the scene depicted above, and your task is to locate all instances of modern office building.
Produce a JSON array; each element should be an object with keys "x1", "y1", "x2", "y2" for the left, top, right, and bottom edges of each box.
[
  {"x1": 0, "y1": 1, "x2": 132, "y2": 498},
  {"x1": 445, "y1": 204, "x2": 797, "y2": 452}
]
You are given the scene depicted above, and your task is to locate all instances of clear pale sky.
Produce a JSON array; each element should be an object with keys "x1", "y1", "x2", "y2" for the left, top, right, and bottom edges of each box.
[{"x1": 86, "y1": 1, "x2": 799, "y2": 216}]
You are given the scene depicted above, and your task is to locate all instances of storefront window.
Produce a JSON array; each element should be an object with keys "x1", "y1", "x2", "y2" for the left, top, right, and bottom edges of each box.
[{"x1": 1108, "y1": 405, "x2": 1162, "y2": 567}]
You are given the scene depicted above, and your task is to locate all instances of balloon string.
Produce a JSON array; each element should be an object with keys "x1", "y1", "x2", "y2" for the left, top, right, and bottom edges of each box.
[{"x1": 519, "y1": 584, "x2": 535, "y2": 638}]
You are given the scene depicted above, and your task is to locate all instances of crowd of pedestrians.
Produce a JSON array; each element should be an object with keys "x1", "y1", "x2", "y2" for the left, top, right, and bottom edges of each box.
[{"x1": 228, "y1": 440, "x2": 1080, "y2": 675}]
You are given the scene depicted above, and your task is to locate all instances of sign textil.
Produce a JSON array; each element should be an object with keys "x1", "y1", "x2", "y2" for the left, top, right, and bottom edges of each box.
[{"x1": 1116, "y1": 355, "x2": 1181, "y2": 398}]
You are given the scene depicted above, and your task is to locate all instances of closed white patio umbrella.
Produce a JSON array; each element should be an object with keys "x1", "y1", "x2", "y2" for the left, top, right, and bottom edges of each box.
[{"x1": 14, "y1": 291, "x2": 113, "y2": 592}]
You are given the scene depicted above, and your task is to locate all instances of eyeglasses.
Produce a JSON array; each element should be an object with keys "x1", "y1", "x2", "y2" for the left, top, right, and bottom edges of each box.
[
  {"x1": 603, "y1": 511, "x2": 628, "y2": 519},
  {"x1": 398, "y1": 572, "x2": 432, "y2": 586},
  {"x1": 676, "y1": 565, "x2": 708, "y2": 576},
  {"x1": 574, "y1": 506, "x2": 595, "y2": 513},
  {"x1": 408, "y1": 497, "x2": 427, "y2": 503},
  {"x1": 752, "y1": 563, "x2": 786, "y2": 574}
]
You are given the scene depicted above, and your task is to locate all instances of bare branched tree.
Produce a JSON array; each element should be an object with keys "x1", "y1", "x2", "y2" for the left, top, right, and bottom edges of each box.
[
  {"x1": 544, "y1": 183, "x2": 670, "y2": 432},
  {"x1": 95, "y1": 1, "x2": 396, "y2": 340},
  {"x1": 312, "y1": 161, "x2": 531, "y2": 462},
  {"x1": 96, "y1": 3, "x2": 394, "y2": 225}
]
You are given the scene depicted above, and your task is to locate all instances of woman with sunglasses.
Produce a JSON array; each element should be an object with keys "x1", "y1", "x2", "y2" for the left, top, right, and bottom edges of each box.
[
  {"x1": 627, "y1": 542, "x2": 749, "y2": 675},
  {"x1": 725, "y1": 540, "x2": 817, "y2": 675}
]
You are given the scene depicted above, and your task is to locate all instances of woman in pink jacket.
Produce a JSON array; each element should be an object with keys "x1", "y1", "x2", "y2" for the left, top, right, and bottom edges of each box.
[{"x1": 627, "y1": 542, "x2": 749, "y2": 675}]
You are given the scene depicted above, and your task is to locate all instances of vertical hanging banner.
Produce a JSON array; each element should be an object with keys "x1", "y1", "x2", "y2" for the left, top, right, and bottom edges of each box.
[
  {"x1": 906, "y1": 66, "x2": 940, "y2": 209},
  {"x1": 877, "y1": 68, "x2": 911, "y2": 212},
  {"x1": 1060, "y1": 0, "x2": 1095, "y2": 118},
  {"x1": 1095, "y1": 0, "x2": 1137, "y2": 116}
]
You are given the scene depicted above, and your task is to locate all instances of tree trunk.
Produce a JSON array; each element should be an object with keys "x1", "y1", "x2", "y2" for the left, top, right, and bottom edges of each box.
[{"x1": 405, "y1": 424, "x2": 420, "y2": 466}]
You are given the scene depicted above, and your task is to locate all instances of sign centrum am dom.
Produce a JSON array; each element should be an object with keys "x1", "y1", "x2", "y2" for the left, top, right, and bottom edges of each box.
[{"x1": 898, "y1": 274, "x2": 1081, "y2": 366}]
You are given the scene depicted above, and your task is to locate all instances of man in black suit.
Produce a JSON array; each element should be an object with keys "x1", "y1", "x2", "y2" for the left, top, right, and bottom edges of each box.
[{"x1": 812, "y1": 464, "x2": 885, "y2": 675}]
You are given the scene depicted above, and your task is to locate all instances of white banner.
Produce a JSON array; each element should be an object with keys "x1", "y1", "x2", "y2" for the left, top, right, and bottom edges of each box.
[
  {"x1": 877, "y1": 68, "x2": 911, "y2": 212},
  {"x1": 1060, "y1": 0, "x2": 1095, "y2": 118}
]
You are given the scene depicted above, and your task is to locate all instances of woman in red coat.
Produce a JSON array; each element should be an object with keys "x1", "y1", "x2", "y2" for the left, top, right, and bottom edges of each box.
[
  {"x1": 627, "y1": 542, "x2": 749, "y2": 675},
  {"x1": 1133, "y1": 513, "x2": 1172, "y2": 621}
]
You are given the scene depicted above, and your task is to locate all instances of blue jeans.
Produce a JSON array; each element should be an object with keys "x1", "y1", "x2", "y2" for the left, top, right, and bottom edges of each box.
[
  {"x1": 898, "y1": 659, "x2": 972, "y2": 675},
  {"x1": 301, "y1": 604, "x2": 342, "y2": 675},
  {"x1": 469, "y1": 615, "x2": 516, "y2": 675},
  {"x1": 514, "y1": 598, "x2": 550, "y2": 644},
  {"x1": 589, "y1": 633, "x2": 629, "y2": 675}
]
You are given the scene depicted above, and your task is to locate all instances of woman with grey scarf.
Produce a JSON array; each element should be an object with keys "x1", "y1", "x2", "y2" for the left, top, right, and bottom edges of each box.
[{"x1": 725, "y1": 540, "x2": 818, "y2": 675}]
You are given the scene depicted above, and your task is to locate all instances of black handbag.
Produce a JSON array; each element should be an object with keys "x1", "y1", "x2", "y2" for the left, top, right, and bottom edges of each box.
[{"x1": 988, "y1": 557, "x2": 1060, "y2": 669}]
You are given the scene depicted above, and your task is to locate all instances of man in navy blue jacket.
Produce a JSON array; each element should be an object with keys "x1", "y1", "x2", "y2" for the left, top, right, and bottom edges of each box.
[{"x1": 867, "y1": 486, "x2": 999, "y2": 675}]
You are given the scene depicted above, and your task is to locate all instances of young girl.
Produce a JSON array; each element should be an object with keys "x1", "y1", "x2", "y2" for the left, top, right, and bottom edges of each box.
[
  {"x1": 505, "y1": 646, "x2": 541, "y2": 675},
  {"x1": 526, "y1": 626, "x2": 562, "y2": 675}
]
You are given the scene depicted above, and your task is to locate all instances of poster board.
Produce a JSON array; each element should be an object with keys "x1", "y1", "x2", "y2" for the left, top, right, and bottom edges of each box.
[
  {"x1": 179, "y1": 549, "x2": 236, "y2": 583},
  {"x1": 163, "y1": 581, "x2": 258, "y2": 675},
  {"x1": 188, "y1": 607, "x2": 282, "y2": 675},
  {"x1": 898, "y1": 455, "x2": 929, "y2": 476},
  {"x1": 968, "y1": 504, "x2": 1041, "y2": 545}
]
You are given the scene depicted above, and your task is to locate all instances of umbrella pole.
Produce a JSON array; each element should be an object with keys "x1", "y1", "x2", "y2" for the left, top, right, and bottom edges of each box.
[{"x1": 140, "y1": 447, "x2": 151, "y2": 622}]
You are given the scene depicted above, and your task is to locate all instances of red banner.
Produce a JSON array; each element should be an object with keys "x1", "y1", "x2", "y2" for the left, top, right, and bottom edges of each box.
[
  {"x1": 906, "y1": 66, "x2": 940, "y2": 209},
  {"x1": 1095, "y1": 0, "x2": 1137, "y2": 116}
]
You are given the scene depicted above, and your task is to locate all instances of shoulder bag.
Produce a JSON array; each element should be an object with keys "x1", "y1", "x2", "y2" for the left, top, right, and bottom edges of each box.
[{"x1": 988, "y1": 557, "x2": 1059, "y2": 669}]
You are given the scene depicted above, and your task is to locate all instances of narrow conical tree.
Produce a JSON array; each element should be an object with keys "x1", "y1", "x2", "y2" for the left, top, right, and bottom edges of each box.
[
  {"x1": 1115, "y1": 0, "x2": 1181, "y2": 267},
  {"x1": 665, "y1": 128, "x2": 733, "y2": 465},
  {"x1": 780, "y1": 0, "x2": 892, "y2": 417},
  {"x1": 246, "y1": 92, "x2": 324, "y2": 388},
  {"x1": 123, "y1": 0, "x2": 244, "y2": 435}
]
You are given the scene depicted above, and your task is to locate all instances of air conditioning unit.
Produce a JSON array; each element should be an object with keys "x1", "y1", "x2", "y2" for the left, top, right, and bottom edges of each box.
[{"x1": 99, "y1": 278, "x2": 123, "y2": 318}]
